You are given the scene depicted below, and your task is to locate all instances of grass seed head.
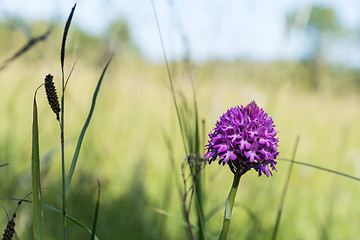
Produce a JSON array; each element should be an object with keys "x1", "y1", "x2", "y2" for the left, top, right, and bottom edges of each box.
[
  {"x1": 44, "y1": 74, "x2": 61, "y2": 121},
  {"x1": 2, "y1": 214, "x2": 16, "y2": 240}
]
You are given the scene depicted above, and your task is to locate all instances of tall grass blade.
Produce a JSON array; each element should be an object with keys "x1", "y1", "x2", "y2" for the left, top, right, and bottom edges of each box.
[
  {"x1": 60, "y1": 5, "x2": 76, "y2": 240},
  {"x1": 150, "y1": 0, "x2": 188, "y2": 156},
  {"x1": 151, "y1": 1, "x2": 206, "y2": 238},
  {"x1": 272, "y1": 136, "x2": 300, "y2": 240},
  {"x1": 90, "y1": 181, "x2": 101, "y2": 240},
  {"x1": 31, "y1": 88, "x2": 44, "y2": 240},
  {"x1": 61, "y1": 3, "x2": 76, "y2": 72},
  {"x1": 65, "y1": 55, "x2": 113, "y2": 198}
]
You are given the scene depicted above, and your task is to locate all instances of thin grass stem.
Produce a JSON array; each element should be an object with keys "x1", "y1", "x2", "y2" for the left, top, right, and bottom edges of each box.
[
  {"x1": 64, "y1": 61, "x2": 77, "y2": 91},
  {"x1": 271, "y1": 136, "x2": 300, "y2": 240},
  {"x1": 60, "y1": 5, "x2": 76, "y2": 240},
  {"x1": 150, "y1": 0, "x2": 188, "y2": 157}
]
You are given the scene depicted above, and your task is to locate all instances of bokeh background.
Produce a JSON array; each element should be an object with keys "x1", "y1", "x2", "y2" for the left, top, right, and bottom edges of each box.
[{"x1": 0, "y1": 0, "x2": 360, "y2": 239}]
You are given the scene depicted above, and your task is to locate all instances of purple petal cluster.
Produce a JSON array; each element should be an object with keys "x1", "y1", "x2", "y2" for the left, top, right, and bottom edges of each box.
[{"x1": 204, "y1": 101, "x2": 279, "y2": 177}]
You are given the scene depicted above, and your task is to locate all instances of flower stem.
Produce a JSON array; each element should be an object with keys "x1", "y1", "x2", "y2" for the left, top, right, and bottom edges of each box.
[{"x1": 218, "y1": 171, "x2": 242, "y2": 240}]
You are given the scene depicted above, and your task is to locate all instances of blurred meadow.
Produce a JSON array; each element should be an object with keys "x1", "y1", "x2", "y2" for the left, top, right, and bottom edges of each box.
[{"x1": 1, "y1": 1, "x2": 360, "y2": 240}]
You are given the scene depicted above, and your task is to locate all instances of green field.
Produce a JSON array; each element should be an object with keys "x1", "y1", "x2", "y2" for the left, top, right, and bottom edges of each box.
[{"x1": 0, "y1": 20, "x2": 360, "y2": 239}]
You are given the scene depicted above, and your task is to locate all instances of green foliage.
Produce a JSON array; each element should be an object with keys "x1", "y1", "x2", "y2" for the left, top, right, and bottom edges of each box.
[
  {"x1": 1, "y1": 11, "x2": 360, "y2": 240},
  {"x1": 286, "y1": 5, "x2": 341, "y2": 33},
  {"x1": 308, "y1": 6, "x2": 340, "y2": 33}
]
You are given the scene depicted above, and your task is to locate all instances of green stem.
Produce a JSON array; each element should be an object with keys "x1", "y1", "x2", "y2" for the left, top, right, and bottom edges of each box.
[
  {"x1": 218, "y1": 171, "x2": 242, "y2": 240},
  {"x1": 271, "y1": 136, "x2": 300, "y2": 240},
  {"x1": 61, "y1": 71, "x2": 66, "y2": 240}
]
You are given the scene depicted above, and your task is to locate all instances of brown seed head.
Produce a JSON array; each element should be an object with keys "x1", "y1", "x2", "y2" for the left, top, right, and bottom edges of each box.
[
  {"x1": 44, "y1": 74, "x2": 61, "y2": 121},
  {"x1": 2, "y1": 217, "x2": 15, "y2": 240}
]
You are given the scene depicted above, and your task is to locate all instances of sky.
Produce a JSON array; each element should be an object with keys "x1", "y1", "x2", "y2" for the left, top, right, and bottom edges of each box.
[{"x1": 0, "y1": 0, "x2": 360, "y2": 66}]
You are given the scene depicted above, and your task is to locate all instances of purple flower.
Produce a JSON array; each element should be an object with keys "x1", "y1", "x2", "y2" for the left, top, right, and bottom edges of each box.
[{"x1": 204, "y1": 101, "x2": 279, "y2": 177}]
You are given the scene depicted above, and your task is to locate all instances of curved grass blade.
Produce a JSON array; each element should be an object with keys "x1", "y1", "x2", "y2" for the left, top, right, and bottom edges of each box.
[
  {"x1": 9, "y1": 198, "x2": 100, "y2": 240},
  {"x1": 150, "y1": 0, "x2": 188, "y2": 157},
  {"x1": 44, "y1": 204, "x2": 100, "y2": 240},
  {"x1": 64, "y1": 61, "x2": 76, "y2": 91},
  {"x1": 0, "y1": 203, "x2": 10, "y2": 220},
  {"x1": 65, "y1": 55, "x2": 113, "y2": 198},
  {"x1": 0, "y1": 29, "x2": 51, "y2": 71},
  {"x1": 277, "y1": 158, "x2": 360, "y2": 182},
  {"x1": 90, "y1": 181, "x2": 101, "y2": 240},
  {"x1": 32, "y1": 87, "x2": 44, "y2": 240},
  {"x1": 272, "y1": 136, "x2": 300, "y2": 240},
  {"x1": 151, "y1": 1, "x2": 206, "y2": 238}
]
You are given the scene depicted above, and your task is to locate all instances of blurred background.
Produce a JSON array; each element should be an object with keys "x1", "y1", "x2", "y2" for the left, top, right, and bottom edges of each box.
[{"x1": 0, "y1": 0, "x2": 360, "y2": 239}]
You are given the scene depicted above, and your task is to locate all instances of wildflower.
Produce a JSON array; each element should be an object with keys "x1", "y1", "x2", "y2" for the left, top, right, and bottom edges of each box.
[
  {"x1": 44, "y1": 74, "x2": 61, "y2": 121},
  {"x1": 204, "y1": 101, "x2": 279, "y2": 177}
]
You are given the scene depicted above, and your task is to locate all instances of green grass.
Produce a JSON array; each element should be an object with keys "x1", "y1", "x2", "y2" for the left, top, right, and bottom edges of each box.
[{"x1": 0, "y1": 20, "x2": 360, "y2": 239}]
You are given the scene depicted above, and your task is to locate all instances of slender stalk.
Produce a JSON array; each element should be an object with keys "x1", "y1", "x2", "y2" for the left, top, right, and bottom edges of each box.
[
  {"x1": 60, "y1": 27, "x2": 67, "y2": 239},
  {"x1": 218, "y1": 171, "x2": 242, "y2": 240},
  {"x1": 60, "y1": 85, "x2": 66, "y2": 240},
  {"x1": 59, "y1": 5, "x2": 76, "y2": 239},
  {"x1": 150, "y1": 0, "x2": 188, "y2": 157},
  {"x1": 271, "y1": 136, "x2": 300, "y2": 240}
]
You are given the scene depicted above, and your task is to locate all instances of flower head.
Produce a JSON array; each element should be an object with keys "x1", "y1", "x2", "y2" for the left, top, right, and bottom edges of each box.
[{"x1": 204, "y1": 101, "x2": 279, "y2": 177}]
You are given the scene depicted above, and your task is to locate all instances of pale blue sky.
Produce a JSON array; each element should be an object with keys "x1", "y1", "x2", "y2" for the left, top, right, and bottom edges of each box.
[{"x1": 1, "y1": 0, "x2": 359, "y2": 66}]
